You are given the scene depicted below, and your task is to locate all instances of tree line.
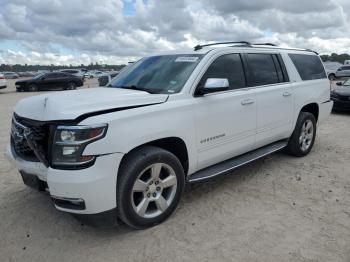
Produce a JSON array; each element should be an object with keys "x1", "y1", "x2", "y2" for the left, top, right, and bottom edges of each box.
[
  {"x1": 320, "y1": 53, "x2": 350, "y2": 64},
  {"x1": 0, "y1": 62, "x2": 126, "y2": 72}
]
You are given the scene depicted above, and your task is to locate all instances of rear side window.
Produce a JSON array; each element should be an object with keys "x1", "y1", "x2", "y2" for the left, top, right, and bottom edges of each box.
[
  {"x1": 289, "y1": 54, "x2": 326, "y2": 80},
  {"x1": 198, "y1": 54, "x2": 246, "y2": 90},
  {"x1": 246, "y1": 54, "x2": 285, "y2": 86}
]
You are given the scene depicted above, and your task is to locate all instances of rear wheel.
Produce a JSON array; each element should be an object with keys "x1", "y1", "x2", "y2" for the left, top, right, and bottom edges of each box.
[
  {"x1": 117, "y1": 146, "x2": 185, "y2": 229},
  {"x1": 65, "y1": 82, "x2": 76, "y2": 90},
  {"x1": 285, "y1": 112, "x2": 316, "y2": 157}
]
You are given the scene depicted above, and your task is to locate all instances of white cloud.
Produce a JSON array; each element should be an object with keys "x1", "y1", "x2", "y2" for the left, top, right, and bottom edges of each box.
[{"x1": 0, "y1": 0, "x2": 349, "y2": 65}]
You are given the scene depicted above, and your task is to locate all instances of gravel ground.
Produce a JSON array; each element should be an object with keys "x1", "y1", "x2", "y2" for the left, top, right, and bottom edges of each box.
[{"x1": 1, "y1": 79, "x2": 350, "y2": 262}]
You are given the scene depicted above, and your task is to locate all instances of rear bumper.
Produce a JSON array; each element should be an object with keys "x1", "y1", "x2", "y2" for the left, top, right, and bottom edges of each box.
[
  {"x1": 318, "y1": 100, "x2": 333, "y2": 124},
  {"x1": 5, "y1": 145, "x2": 124, "y2": 215},
  {"x1": 331, "y1": 98, "x2": 350, "y2": 111}
]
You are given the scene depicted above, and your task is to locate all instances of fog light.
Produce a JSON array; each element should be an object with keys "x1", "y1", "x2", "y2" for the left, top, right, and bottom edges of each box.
[{"x1": 62, "y1": 146, "x2": 78, "y2": 156}]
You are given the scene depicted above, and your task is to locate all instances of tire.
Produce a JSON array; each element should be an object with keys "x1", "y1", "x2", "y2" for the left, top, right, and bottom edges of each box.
[
  {"x1": 65, "y1": 82, "x2": 76, "y2": 90},
  {"x1": 27, "y1": 84, "x2": 38, "y2": 92},
  {"x1": 117, "y1": 146, "x2": 185, "y2": 229},
  {"x1": 285, "y1": 112, "x2": 316, "y2": 157},
  {"x1": 328, "y1": 73, "x2": 336, "y2": 81}
]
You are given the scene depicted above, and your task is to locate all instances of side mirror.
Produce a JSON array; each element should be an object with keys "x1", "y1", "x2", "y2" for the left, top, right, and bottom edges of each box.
[
  {"x1": 336, "y1": 81, "x2": 343, "y2": 86},
  {"x1": 200, "y1": 78, "x2": 229, "y2": 95}
]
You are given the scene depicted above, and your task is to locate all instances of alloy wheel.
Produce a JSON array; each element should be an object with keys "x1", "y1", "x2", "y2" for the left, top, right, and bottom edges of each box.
[
  {"x1": 299, "y1": 119, "x2": 314, "y2": 151},
  {"x1": 131, "y1": 163, "x2": 177, "y2": 219}
]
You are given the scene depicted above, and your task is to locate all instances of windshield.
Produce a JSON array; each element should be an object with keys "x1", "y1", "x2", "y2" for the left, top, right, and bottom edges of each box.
[
  {"x1": 109, "y1": 54, "x2": 203, "y2": 94},
  {"x1": 33, "y1": 73, "x2": 45, "y2": 79}
]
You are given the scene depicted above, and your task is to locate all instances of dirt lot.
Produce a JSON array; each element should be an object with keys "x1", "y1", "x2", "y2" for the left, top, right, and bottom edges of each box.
[{"x1": 1, "y1": 79, "x2": 350, "y2": 262}]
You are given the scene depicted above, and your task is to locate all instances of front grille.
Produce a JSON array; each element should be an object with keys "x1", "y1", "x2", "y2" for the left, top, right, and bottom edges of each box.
[{"x1": 11, "y1": 114, "x2": 50, "y2": 162}]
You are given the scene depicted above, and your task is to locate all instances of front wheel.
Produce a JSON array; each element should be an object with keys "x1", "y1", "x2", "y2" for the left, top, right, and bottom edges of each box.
[
  {"x1": 27, "y1": 84, "x2": 38, "y2": 92},
  {"x1": 328, "y1": 73, "x2": 336, "y2": 81},
  {"x1": 117, "y1": 146, "x2": 185, "y2": 229},
  {"x1": 285, "y1": 112, "x2": 316, "y2": 157}
]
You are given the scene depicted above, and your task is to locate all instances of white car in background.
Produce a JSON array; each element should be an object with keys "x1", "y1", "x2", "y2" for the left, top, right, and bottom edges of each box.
[
  {"x1": 84, "y1": 71, "x2": 104, "y2": 78},
  {"x1": 0, "y1": 73, "x2": 7, "y2": 89},
  {"x1": 59, "y1": 69, "x2": 86, "y2": 80},
  {"x1": 323, "y1": 61, "x2": 342, "y2": 80},
  {"x1": 3, "y1": 72, "x2": 19, "y2": 79},
  {"x1": 335, "y1": 65, "x2": 350, "y2": 79}
]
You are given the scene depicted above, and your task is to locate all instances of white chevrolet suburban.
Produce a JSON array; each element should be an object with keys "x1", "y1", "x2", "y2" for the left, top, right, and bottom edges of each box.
[{"x1": 6, "y1": 42, "x2": 333, "y2": 229}]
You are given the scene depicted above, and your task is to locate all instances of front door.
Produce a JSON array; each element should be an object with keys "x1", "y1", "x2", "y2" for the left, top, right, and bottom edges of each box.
[{"x1": 193, "y1": 53, "x2": 257, "y2": 170}]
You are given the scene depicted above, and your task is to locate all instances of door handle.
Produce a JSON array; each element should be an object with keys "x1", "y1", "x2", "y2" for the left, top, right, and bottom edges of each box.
[
  {"x1": 283, "y1": 91, "x2": 292, "y2": 97},
  {"x1": 241, "y1": 98, "x2": 255, "y2": 105}
]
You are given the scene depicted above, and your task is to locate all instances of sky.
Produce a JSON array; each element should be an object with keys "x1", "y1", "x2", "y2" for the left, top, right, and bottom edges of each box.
[{"x1": 0, "y1": 0, "x2": 350, "y2": 65}]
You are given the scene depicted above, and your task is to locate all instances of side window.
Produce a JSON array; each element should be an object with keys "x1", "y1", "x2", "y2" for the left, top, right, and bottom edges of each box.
[
  {"x1": 198, "y1": 54, "x2": 246, "y2": 90},
  {"x1": 246, "y1": 54, "x2": 279, "y2": 86},
  {"x1": 288, "y1": 54, "x2": 326, "y2": 80},
  {"x1": 45, "y1": 73, "x2": 56, "y2": 79}
]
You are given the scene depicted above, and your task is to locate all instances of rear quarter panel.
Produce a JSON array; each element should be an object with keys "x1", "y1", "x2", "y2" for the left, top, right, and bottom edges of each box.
[{"x1": 282, "y1": 52, "x2": 331, "y2": 129}]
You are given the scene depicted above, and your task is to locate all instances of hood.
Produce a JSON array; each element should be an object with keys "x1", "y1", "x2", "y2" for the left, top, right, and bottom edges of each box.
[
  {"x1": 16, "y1": 79, "x2": 33, "y2": 85},
  {"x1": 14, "y1": 88, "x2": 168, "y2": 121},
  {"x1": 333, "y1": 87, "x2": 350, "y2": 96}
]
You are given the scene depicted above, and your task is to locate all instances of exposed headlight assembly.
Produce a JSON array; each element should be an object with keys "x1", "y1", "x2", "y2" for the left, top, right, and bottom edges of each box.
[{"x1": 52, "y1": 124, "x2": 108, "y2": 169}]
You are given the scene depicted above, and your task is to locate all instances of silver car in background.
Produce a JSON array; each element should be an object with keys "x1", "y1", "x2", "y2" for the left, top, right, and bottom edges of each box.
[
  {"x1": 0, "y1": 73, "x2": 7, "y2": 89},
  {"x1": 335, "y1": 65, "x2": 350, "y2": 78}
]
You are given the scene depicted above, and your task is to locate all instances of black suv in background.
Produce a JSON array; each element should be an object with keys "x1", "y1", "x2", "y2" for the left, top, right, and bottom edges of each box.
[{"x1": 15, "y1": 72, "x2": 84, "y2": 92}]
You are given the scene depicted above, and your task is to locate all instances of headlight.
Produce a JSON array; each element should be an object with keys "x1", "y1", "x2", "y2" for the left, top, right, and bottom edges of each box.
[{"x1": 51, "y1": 124, "x2": 108, "y2": 168}]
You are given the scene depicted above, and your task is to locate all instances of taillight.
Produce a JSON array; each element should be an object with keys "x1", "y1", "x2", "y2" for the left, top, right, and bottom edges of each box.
[{"x1": 0, "y1": 76, "x2": 4, "y2": 80}]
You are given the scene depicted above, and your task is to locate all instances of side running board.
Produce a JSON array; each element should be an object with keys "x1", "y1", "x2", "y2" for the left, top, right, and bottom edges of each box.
[{"x1": 187, "y1": 140, "x2": 288, "y2": 183}]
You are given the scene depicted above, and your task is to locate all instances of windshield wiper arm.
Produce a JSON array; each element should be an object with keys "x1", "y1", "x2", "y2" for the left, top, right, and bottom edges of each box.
[{"x1": 120, "y1": 85, "x2": 152, "y2": 94}]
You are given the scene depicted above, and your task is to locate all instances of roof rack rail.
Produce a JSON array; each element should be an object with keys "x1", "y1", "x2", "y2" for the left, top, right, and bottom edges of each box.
[
  {"x1": 194, "y1": 41, "x2": 251, "y2": 51},
  {"x1": 252, "y1": 43, "x2": 277, "y2": 46},
  {"x1": 193, "y1": 41, "x2": 319, "y2": 55}
]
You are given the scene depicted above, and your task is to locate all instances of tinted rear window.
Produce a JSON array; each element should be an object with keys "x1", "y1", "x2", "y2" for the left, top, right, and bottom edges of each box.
[
  {"x1": 289, "y1": 54, "x2": 326, "y2": 80},
  {"x1": 246, "y1": 54, "x2": 280, "y2": 86}
]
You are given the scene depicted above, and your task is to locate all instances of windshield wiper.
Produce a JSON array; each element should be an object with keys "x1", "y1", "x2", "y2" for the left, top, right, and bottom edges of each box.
[{"x1": 120, "y1": 85, "x2": 153, "y2": 94}]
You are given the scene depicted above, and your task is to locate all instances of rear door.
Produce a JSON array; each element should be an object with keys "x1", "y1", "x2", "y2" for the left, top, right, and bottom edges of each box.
[
  {"x1": 40, "y1": 73, "x2": 61, "y2": 89},
  {"x1": 244, "y1": 53, "x2": 294, "y2": 148},
  {"x1": 193, "y1": 53, "x2": 257, "y2": 170}
]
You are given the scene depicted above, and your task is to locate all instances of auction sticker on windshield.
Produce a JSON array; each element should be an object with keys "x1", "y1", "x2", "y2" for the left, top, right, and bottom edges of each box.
[{"x1": 175, "y1": 57, "x2": 199, "y2": 62}]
